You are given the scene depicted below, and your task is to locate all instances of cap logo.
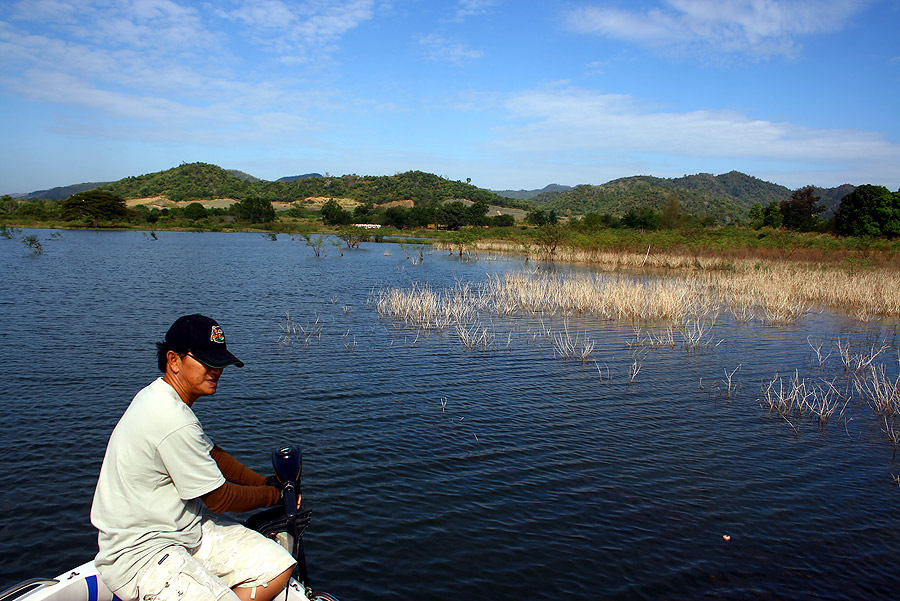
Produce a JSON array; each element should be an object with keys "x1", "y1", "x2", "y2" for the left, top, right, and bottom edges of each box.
[{"x1": 210, "y1": 325, "x2": 226, "y2": 344}]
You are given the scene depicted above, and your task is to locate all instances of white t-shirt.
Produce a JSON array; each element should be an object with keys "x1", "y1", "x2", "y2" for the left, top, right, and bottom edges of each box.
[{"x1": 91, "y1": 378, "x2": 226, "y2": 592}]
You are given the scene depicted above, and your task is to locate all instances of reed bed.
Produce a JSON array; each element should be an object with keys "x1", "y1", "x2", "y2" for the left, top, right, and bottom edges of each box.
[
  {"x1": 480, "y1": 271, "x2": 719, "y2": 322},
  {"x1": 374, "y1": 283, "x2": 479, "y2": 329},
  {"x1": 374, "y1": 265, "x2": 900, "y2": 455},
  {"x1": 854, "y1": 355, "x2": 900, "y2": 415},
  {"x1": 376, "y1": 268, "x2": 803, "y2": 335},
  {"x1": 759, "y1": 371, "x2": 848, "y2": 430},
  {"x1": 456, "y1": 322, "x2": 495, "y2": 350},
  {"x1": 550, "y1": 320, "x2": 595, "y2": 361},
  {"x1": 277, "y1": 312, "x2": 323, "y2": 346},
  {"x1": 456, "y1": 239, "x2": 900, "y2": 318}
]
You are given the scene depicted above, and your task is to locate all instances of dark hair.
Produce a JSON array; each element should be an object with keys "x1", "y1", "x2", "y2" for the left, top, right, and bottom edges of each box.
[{"x1": 156, "y1": 341, "x2": 187, "y2": 373}]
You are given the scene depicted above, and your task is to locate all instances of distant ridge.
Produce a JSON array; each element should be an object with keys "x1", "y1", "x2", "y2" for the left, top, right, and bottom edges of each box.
[
  {"x1": 277, "y1": 173, "x2": 323, "y2": 182},
  {"x1": 20, "y1": 181, "x2": 111, "y2": 201},
  {"x1": 530, "y1": 171, "x2": 795, "y2": 224},
  {"x1": 7, "y1": 163, "x2": 859, "y2": 225},
  {"x1": 814, "y1": 184, "x2": 857, "y2": 217},
  {"x1": 226, "y1": 169, "x2": 261, "y2": 183},
  {"x1": 493, "y1": 183, "x2": 573, "y2": 200}
]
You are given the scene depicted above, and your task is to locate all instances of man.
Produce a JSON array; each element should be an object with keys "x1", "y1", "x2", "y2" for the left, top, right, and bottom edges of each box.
[{"x1": 91, "y1": 314, "x2": 296, "y2": 601}]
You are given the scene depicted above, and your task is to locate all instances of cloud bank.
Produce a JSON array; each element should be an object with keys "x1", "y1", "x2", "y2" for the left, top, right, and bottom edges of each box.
[{"x1": 566, "y1": 0, "x2": 871, "y2": 58}]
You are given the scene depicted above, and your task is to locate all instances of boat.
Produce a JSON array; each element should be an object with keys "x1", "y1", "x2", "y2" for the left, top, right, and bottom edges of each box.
[
  {"x1": 1, "y1": 446, "x2": 338, "y2": 601},
  {"x1": 0, "y1": 561, "x2": 333, "y2": 601}
]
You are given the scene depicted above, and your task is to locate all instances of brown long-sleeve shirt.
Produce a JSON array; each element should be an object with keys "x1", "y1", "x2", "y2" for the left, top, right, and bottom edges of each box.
[{"x1": 200, "y1": 445, "x2": 279, "y2": 513}]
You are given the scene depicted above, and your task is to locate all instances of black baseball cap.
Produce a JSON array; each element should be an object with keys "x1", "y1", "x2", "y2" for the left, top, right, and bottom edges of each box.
[{"x1": 165, "y1": 314, "x2": 244, "y2": 368}]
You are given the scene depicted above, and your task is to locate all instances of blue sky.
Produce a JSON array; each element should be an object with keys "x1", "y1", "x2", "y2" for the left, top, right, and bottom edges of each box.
[{"x1": 1, "y1": 0, "x2": 898, "y2": 194}]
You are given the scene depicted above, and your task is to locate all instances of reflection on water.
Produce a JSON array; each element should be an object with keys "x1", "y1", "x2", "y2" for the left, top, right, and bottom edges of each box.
[{"x1": 1, "y1": 230, "x2": 899, "y2": 600}]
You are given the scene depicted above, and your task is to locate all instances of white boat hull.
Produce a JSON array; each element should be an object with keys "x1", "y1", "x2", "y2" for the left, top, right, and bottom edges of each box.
[{"x1": 6, "y1": 561, "x2": 313, "y2": 601}]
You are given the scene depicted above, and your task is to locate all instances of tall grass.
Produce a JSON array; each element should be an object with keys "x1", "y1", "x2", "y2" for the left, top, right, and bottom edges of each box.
[
  {"x1": 759, "y1": 371, "x2": 847, "y2": 431},
  {"x1": 375, "y1": 267, "x2": 833, "y2": 333},
  {"x1": 446, "y1": 239, "x2": 900, "y2": 318}
]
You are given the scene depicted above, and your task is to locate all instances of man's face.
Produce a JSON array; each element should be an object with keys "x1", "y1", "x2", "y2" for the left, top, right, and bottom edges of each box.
[{"x1": 169, "y1": 351, "x2": 224, "y2": 403}]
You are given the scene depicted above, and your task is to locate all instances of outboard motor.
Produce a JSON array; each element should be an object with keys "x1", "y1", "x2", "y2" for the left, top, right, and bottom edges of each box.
[
  {"x1": 272, "y1": 445, "x2": 303, "y2": 519},
  {"x1": 246, "y1": 445, "x2": 339, "y2": 601},
  {"x1": 271, "y1": 445, "x2": 309, "y2": 587}
]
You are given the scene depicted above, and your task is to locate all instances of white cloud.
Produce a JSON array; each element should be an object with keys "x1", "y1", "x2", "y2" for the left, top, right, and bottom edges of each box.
[
  {"x1": 492, "y1": 86, "x2": 900, "y2": 187},
  {"x1": 454, "y1": 0, "x2": 498, "y2": 21},
  {"x1": 0, "y1": 0, "x2": 375, "y2": 143},
  {"x1": 218, "y1": 0, "x2": 376, "y2": 63},
  {"x1": 417, "y1": 33, "x2": 483, "y2": 65},
  {"x1": 566, "y1": 0, "x2": 871, "y2": 58},
  {"x1": 8, "y1": 0, "x2": 219, "y2": 52}
]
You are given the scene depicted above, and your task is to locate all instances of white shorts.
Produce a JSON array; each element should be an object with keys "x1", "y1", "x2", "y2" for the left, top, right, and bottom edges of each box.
[{"x1": 117, "y1": 517, "x2": 296, "y2": 601}]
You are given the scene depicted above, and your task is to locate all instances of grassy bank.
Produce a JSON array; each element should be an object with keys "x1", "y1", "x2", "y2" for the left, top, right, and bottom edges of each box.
[{"x1": 431, "y1": 225, "x2": 900, "y2": 269}]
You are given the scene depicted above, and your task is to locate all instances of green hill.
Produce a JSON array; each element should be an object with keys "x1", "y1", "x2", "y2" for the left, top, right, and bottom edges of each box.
[
  {"x1": 530, "y1": 171, "x2": 795, "y2": 224},
  {"x1": 99, "y1": 162, "x2": 517, "y2": 207},
  {"x1": 15, "y1": 164, "x2": 859, "y2": 225}
]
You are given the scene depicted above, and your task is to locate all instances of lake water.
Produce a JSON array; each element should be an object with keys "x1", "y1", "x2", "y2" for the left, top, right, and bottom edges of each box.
[{"x1": 1, "y1": 229, "x2": 899, "y2": 600}]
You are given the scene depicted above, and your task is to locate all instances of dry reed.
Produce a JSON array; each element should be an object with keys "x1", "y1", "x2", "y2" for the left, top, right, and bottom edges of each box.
[
  {"x1": 854, "y1": 355, "x2": 900, "y2": 415},
  {"x1": 551, "y1": 320, "x2": 595, "y2": 361},
  {"x1": 278, "y1": 312, "x2": 323, "y2": 346},
  {"x1": 759, "y1": 371, "x2": 848, "y2": 430},
  {"x1": 453, "y1": 239, "x2": 900, "y2": 318}
]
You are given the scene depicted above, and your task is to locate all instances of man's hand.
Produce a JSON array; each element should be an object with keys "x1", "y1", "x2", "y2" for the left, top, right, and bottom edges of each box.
[{"x1": 265, "y1": 475, "x2": 302, "y2": 509}]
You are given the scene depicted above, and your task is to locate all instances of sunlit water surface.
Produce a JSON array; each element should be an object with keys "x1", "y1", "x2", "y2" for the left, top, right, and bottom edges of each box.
[{"x1": 1, "y1": 230, "x2": 899, "y2": 600}]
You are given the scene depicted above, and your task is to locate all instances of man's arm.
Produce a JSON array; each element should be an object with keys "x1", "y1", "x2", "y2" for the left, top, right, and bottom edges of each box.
[
  {"x1": 201, "y1": 481, "x2": 279, "y2": 514},
  {"x1": 210, "y1": 444, "x2": 267, "y2": 486}
]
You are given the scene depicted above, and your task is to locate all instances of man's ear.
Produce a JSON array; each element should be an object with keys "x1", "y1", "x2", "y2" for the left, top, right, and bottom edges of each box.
[{"x1": 166, "y1": 350, "x2": 181, "y2": 373}]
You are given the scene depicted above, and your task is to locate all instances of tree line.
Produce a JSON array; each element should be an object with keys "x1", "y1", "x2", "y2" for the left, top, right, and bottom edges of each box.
[
  {"x1": 315, "y1": 199, "x2": 514, "y2": 230},
  {"x1": 3, "y1": 182, "x2": 898, "y2": 240},
  {"x1": 747, "y1": 185, "x2": 900, "y2": 238},
  {"x1": 0, "y1": 190, "x2": 278, "y2": 227}
]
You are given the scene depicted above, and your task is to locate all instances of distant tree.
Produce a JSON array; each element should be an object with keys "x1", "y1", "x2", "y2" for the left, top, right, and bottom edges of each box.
[
  {"x1": 234, "y1": 197, "x2": 275, "y2": 223},
  {"x1": 622, "y1": 207, "x2": 661, "y2": 230},
  {"x1": 748, "y1": 203, "x2": 763, "y2": 228},
  {"x1": 320, "y1": 199, "x2": 352, "y2": 225},
  {"x1": 526, "y1": 208, "x2": 558, "y2": 226},
  {"x1": 491, "y1": 214, "x2": 515, "y2": 227},
  {"x1": 535, "y1": 225, "x2": 565, "y2": 258},
  {"x1": 749, "y1": 201, "x2": 783, "y2": 229},
  {"x1": 466, "y1": 200, "x2": 490, "y2": 227},
  {"x1": 780, "y1": 186, "x2": 823, "y2": 231},
  {"x1": 352, "y1": 202, "x2": 375, "y2": 220},
  {"x1": 408, "y1": 206, "x2": 434, "y2": 228},
  {"x1": 22, "y1": 234, "x2": 43, "y2": 254},
  {"x1": 526, "y1": 209, "x2": 547, "y2": 226},
  {"x1": 580, "y1": 212, "x2": 619, "y2": 229},
  {"x1": 183, "y1": 202, "x2": 208, "y2": 221},
  {"x1": 546, "y1": 209, "x2": 559, "y2": 225},
  {"x1": 660, "y1": 194, "x2": 683, "y2": 229},
  {"x1": 336, "y1": 226, "x2": 368, "y2": 248},
  {"x1": 833, "y1": 185, "x2": 900, "y2": 238},
  {"x1": 435, "y1": 201, "x2": 469, "y2": 230},
  {"x1": 383, "y1": 206, "x2": 410, "y2": 229},
  {"x1": 1, "y1": 194, "x2": 16, "y2": 214},
  {"x1": 61, "y1": 190, "x2": 128, "y2": 226}
]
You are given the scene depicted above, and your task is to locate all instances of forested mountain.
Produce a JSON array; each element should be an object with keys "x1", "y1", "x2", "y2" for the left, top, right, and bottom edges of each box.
[
  {"x1": 11, "y1": 163, "x2": 859, "y2": 225},
  {"x1": 814, "y1": 184, "x2": 856, "y2": 217},
  {"x1": 20, "y1": 181, "x2": 113, "y2": 201},
  {"x1": 98, "y1": 162, "x2": 516, "y2": 206},
  {"x1": 531, "y1": 171, "x2": 796, "y2": 224},
  {"x1": 277, "y1": 173, "x2": 323, "y2": 182},
  {"x1": 226, "y1": 169, "x2": 261, "y2": 182}
]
